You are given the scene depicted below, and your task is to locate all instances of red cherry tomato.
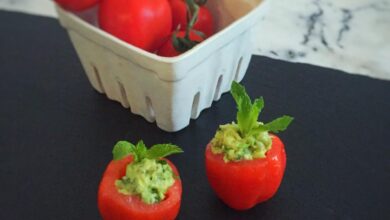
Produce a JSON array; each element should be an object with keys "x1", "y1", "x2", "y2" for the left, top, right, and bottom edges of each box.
[
  {"x1": 157, "y1": 30, "x2": 204, "y2": 57},
  {"x1": 205, "y1": 135, "x2": 287, "y2": 210},
  {"x1": 54, "y1": 0, "x2": 99, "y2": 11},
  {"x1": 169, "y1": 0, "x2": 214, "y2": 37},
  {"x1": 98, "y1": 156, "x2": 182, "y2": 220},
  {"x1": 99, "y1": 0, "x2": 172, "y2": 52}
]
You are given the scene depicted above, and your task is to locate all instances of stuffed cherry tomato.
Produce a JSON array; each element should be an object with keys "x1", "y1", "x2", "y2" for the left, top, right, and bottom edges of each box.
[
  {"x1": 98, "y1": 141, "x2": 183, "y2": 220},
  {"x1": 205, "y1": 82, "x2": 293, "y2": 210}
]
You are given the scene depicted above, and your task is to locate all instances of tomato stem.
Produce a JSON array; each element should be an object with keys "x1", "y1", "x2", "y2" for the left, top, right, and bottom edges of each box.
[
  {"x1": 172, "y1": 0, "x2": 206, "y2": 53},
  {"x1": 185, "y1": 0, "x2": 201, "y2": 38},
  {"x1": 195, "y1": 0, "x2": 207, "y2": 6}
]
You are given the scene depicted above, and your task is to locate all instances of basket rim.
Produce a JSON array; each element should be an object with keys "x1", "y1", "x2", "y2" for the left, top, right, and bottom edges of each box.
[
  {"x1": 56, "y1": 1, "x2": 265, "y2": 62},
  {"x1": 56, "y1": 0, "x2": 267, "y2": 82}
]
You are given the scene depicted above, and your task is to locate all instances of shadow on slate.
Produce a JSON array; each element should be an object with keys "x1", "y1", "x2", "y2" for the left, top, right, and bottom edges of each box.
[{"x1": 0, "y1": 11, "x2": 389, "y2": 220}]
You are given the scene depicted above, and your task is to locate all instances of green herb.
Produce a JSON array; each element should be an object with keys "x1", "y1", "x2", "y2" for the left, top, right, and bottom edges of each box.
[
  {"x1": 259, "y1": 115, "x2": 294, "y2": 133},
  {"x1": 231, "y1": 82, "x2": 264, "y2": 136},
  {"x1": 112, "y1": 140, "x2": 183, "y2": 162},
  {"x1": 112, "y1": 141, "x2": 135, "y2": 161},
  {"x1": 231, "y1": 81, "x2": 293, "y2": 137},
  {"x1": 210, "y1": 82, "x2": 294, "y2": 162},
  {"x1": 146, "y1": 144, "x2": 183, "y2": 160}
]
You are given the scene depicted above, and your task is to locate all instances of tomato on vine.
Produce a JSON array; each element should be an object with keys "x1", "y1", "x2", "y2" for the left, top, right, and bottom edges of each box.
[
  {"x1": 158, "y1": 0, "x2": 210, "y2": 57},
  {"x1": 157, "y1": 30, "x2": 204, "y2": 57},
  {"x1": 170, "y1": 0, "x2": 215, "y2": 37},
  {"x1": 55, "y1": 0, "x2": 99, "y2": 11},
  {"x1": 99, "y1": 0, "x2": 172, "y2": 52}
]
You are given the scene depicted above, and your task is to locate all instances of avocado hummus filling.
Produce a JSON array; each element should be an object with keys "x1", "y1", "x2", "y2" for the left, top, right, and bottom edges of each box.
[
  {"x1": 211, "y1": 123, "x2": 272, "y2": 162},
  {"x1": 115, "y1": 159, "x2": 175, "y2": 204}
]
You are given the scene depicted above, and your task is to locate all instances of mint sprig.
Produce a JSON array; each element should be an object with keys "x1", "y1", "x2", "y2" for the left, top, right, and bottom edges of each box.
[
  {"x1": 112, "y1": 141, "x2": 135, "y2": 161},
  {"x1": 112, "y1": 140, "x2": 183, "y2": 162},
  {"x1": 261, "y1": 115, "x2": 294, "y2": 133},
  {"x1": 147, "y1": 144, "x2": 183, "y2": 159},
  {"x1": 230, "y1": 81, "x2": 293, "y2": 136}
]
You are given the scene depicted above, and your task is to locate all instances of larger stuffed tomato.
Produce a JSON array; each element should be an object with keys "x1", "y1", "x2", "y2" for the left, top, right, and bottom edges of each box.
[
  {"x1": 205, "y1": 135, "x2": 287, "y2": 210},
  {"x1": 205, "y1": 82, "x2": 293, "y2": 210}
]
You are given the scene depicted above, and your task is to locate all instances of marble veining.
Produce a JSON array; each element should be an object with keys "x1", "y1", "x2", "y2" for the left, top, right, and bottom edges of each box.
[
  {"x1": 336, "y1": 8, "x2": 353, "y2": 48},
  {"x1": 0, "y1": 0, "x2": 389, "y2": 80},
  {"x1": 253, "y1": 0, "x2": 390, "y2": 80}
]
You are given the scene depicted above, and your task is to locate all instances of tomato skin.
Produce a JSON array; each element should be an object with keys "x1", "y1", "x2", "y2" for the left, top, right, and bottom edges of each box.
[
  {"x1": 55, "y1": 0, "x2": 99, "y2": 11},
  {"x1": 98, "y1": 156, "x2": 182, "y2": 220},
  {"x1": 99, "y1": 0, "x2": 172, "y2": 52},
  {"x1": 205, "y1": 135, "x2": 286, "y2": 210},
  {"x1": 157, "y1": 31, "x2": 204, "y2": 57},
  {"x1": 169, "y1": 0, "x2": 214, "y2": 37}
]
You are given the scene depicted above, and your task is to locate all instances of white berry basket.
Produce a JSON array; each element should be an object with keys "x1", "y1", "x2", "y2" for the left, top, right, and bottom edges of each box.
[{"x1": 56, "y1": 0, "x2": 267, "y2": 132}]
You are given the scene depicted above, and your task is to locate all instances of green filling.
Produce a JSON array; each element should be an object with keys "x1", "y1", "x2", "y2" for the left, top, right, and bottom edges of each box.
[
  {"x1": 115, "y1": 159, "x2": 175, "y2": 204},
  {"x1": 211, "y1": 123, "x2": 272, "y2": 162},
  {"x1": 210, "y1": 82, "x2": 293, "y2": 162}
]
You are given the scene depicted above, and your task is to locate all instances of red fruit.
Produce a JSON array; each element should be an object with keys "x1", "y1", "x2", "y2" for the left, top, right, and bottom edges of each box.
[
  {"x1": 205, "y1": 135, "x2": 287, "y2": 210},
  {"x1": 98, "y1": 156, "x2": 182, "y2": 220},
  {"x1": 157, "y1": 30, "x2": 204, "y2": 57},
  {"x1": 169, "y1": 0, "x2": 214, "y2": 37},
  {"x1": 55, "y1": 0, "x2": 99, "y2": 11},
  {"x1": 99, "y1": 0, "x2": 172, "y2": 52}
]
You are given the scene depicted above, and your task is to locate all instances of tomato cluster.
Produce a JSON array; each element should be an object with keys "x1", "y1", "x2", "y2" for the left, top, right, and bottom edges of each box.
[{"x1": 55, "y1": 0, "x2": 215, "y2": 57}]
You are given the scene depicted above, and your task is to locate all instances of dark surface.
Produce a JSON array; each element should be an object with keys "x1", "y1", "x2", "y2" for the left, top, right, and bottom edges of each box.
[{"x1": 1, "y1": 11, "x2": 389, "y2": 220}]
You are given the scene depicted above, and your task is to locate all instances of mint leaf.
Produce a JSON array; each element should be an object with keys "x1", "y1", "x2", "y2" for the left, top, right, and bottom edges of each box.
[
  {"x1": 146, "y1": 144, "x2": 183, "y2": 160},
  {"x1": 133, "y1": 140, "x2": 147, "y2": 162},
  {"x1": 263, "y1": 115, "x2": 294, "y2": 133},
  {"x1": 231, "y1": 82, "x2": 264, "y2": 136},
  {"x1": 112, "y1": 141, "x2": 183, "y2": 162},
  {"x1": 112, "y1": 141, "x2": 135, "y2": 161},
  {"x1": 230, "y1": 82, "x2": 294, "y2": 136},
  {"x1": 248, "y1": 97, "x2": 264, "y2": 130},
  {"x1": 231, "y1": 82, "x2": 252, "y2": 135}
]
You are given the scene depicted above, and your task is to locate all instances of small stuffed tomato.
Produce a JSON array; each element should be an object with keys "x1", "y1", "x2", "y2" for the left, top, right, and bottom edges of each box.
[{"x1": 98, "y1": 141, "x2": 183, "y2": 220}]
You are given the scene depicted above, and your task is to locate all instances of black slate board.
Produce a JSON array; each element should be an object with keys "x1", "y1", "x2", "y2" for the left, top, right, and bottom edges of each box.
[{"x1": 0, "y1": 11, "x2": 389, "y2": 220}]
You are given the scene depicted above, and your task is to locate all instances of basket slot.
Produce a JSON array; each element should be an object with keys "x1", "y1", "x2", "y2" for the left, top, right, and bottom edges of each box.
[
  {"x1": 92, "y1": 65, "x2": 105, "y2": 93},
  {"x1": 117, "y1": 81, "x2": 130, "y2": 108},
  {"x1": 234, "y1": 56, "x2": 244, "y2": 81},
  {"x1": 145, "y1": 96, "x2": 156, "y2": 122},
  {"x1": 191, "y1": 92, "x2": 201, "y2": 119},
  {"x1": 213, "y1": 75, "x2": 224, "y2": 101}
]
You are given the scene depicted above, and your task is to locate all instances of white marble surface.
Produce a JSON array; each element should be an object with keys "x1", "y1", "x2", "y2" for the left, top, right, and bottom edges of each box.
[
  {"x1": 253, "y1": 0, "x2": 390, "y2": 80},
  {"x1": 0, "y1": 0, "x2": 57, "y2": 17},
  {"x1": 1, "y1": 0, "x2": 389, "y2": 80}
]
